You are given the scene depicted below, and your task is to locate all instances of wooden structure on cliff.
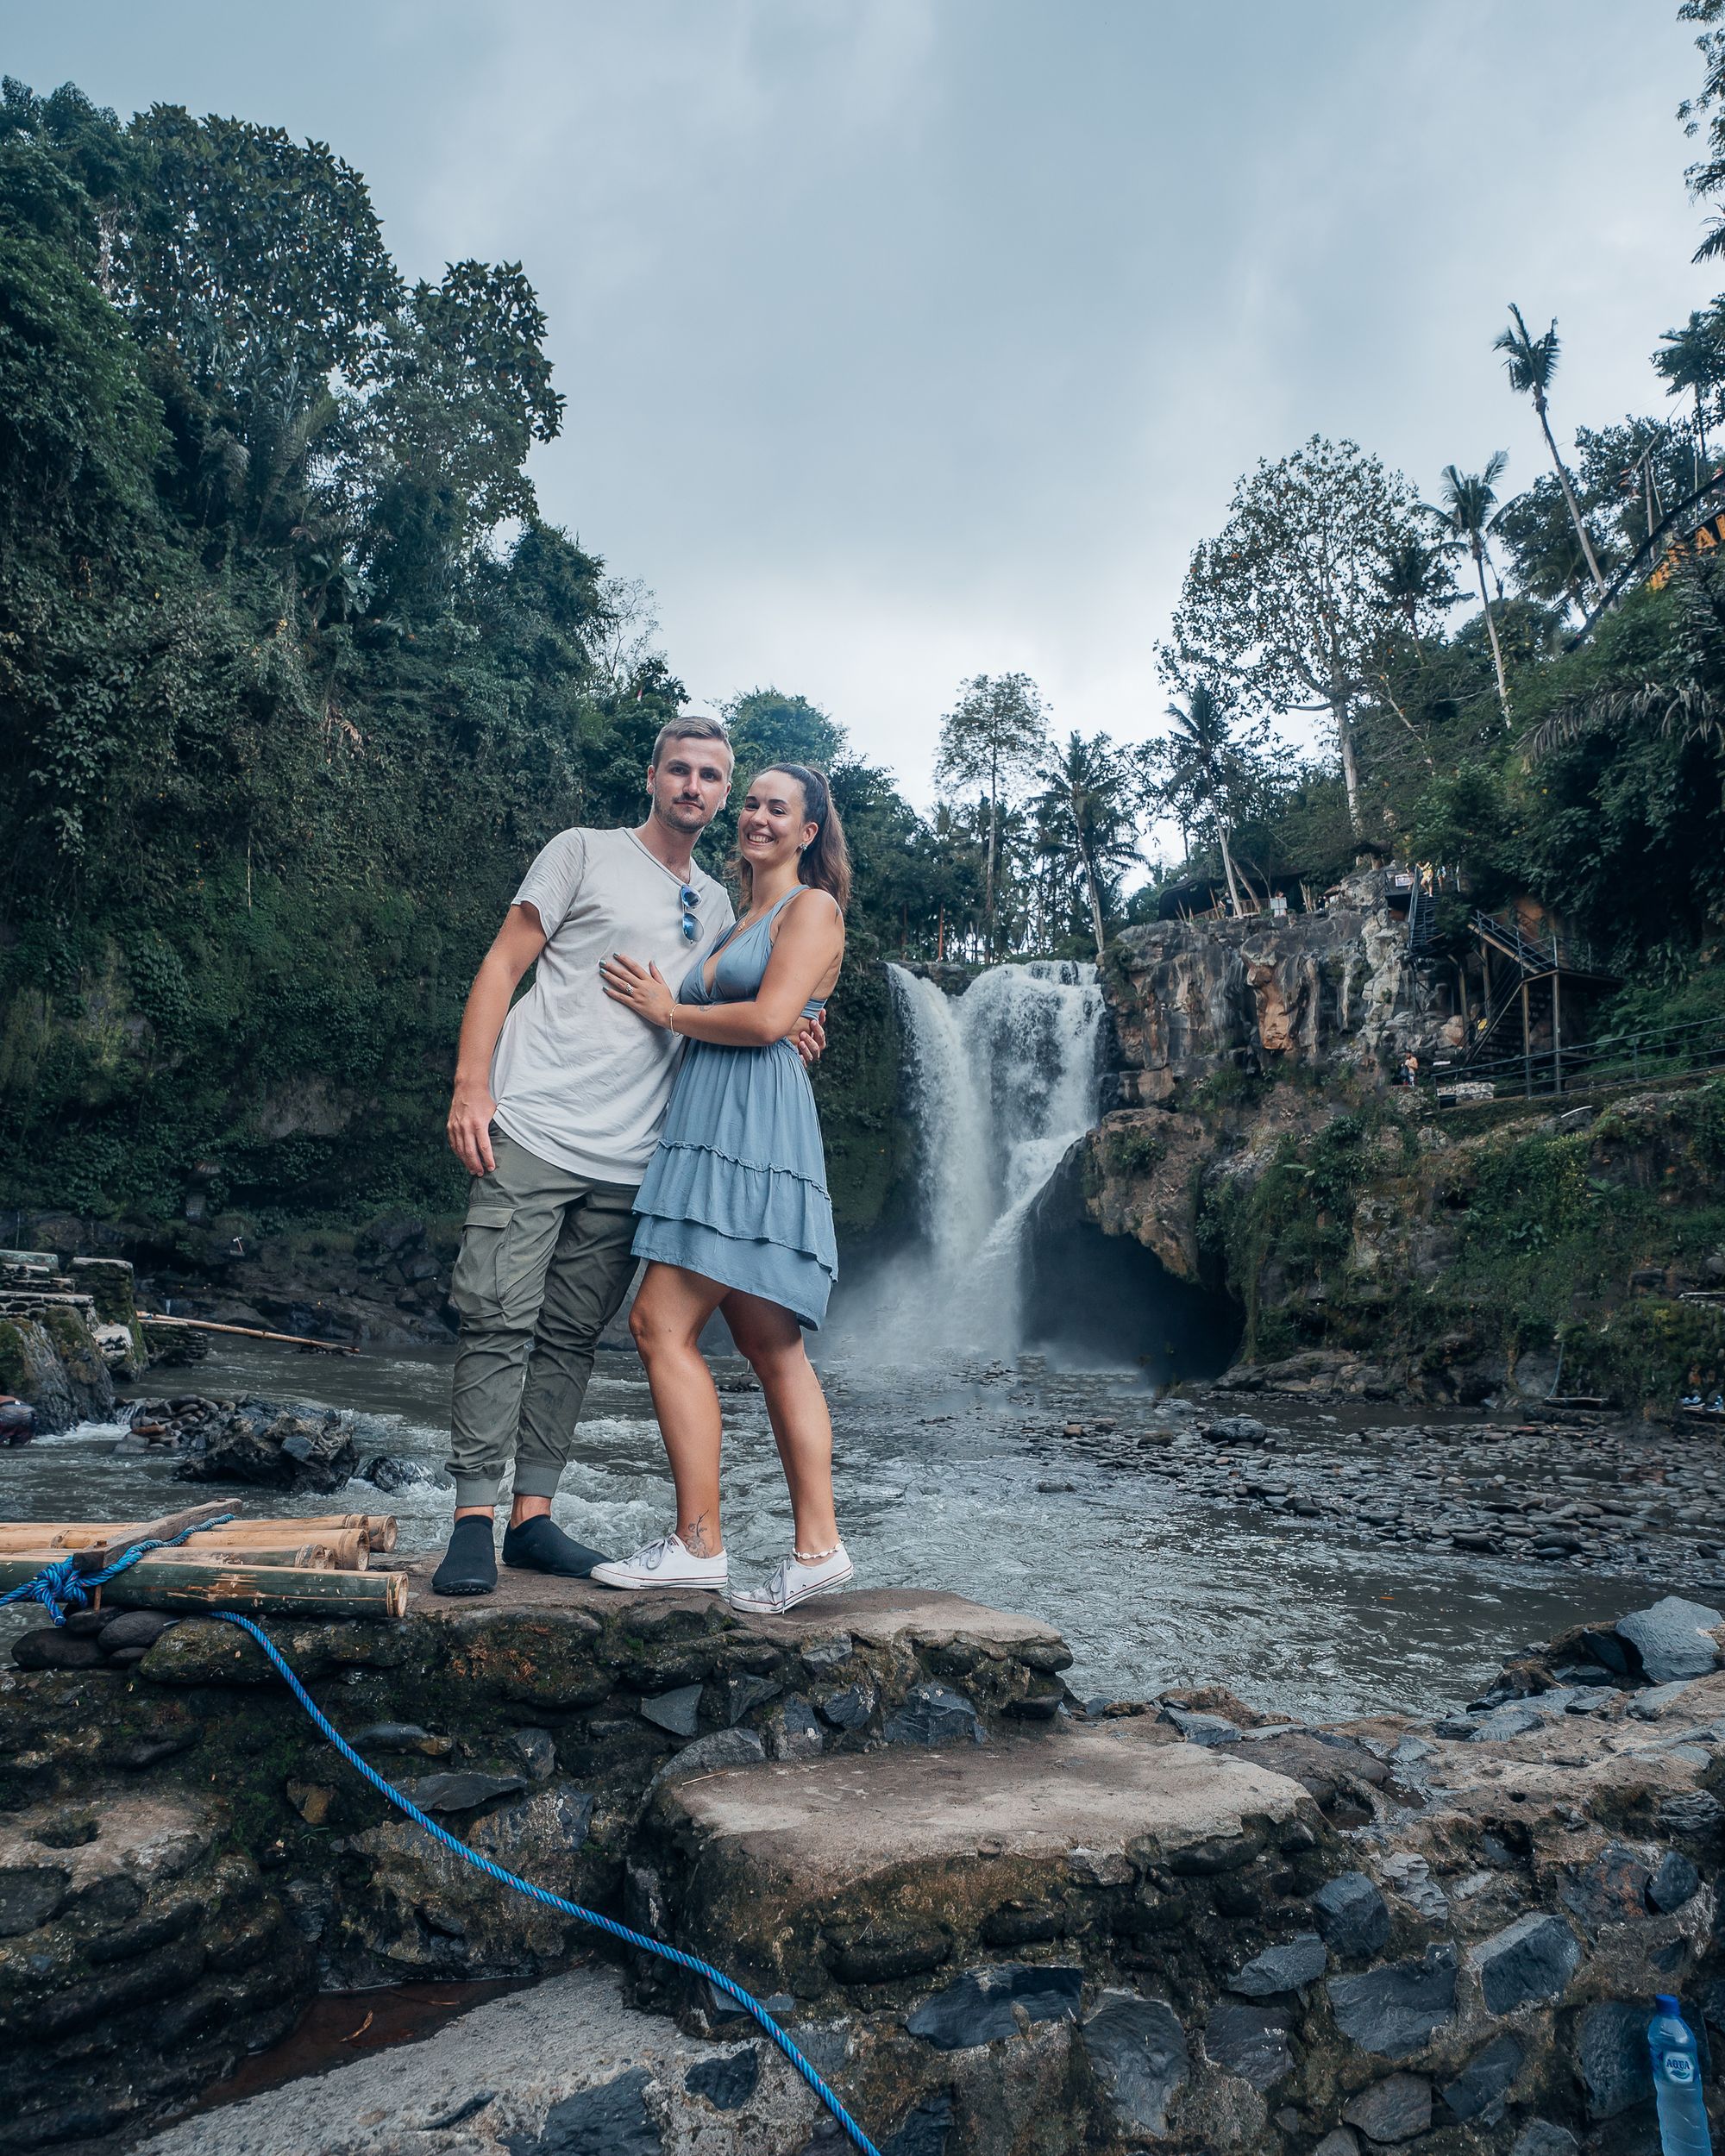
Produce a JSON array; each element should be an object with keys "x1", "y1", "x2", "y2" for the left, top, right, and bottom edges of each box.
[{"x1": 1461, "y1": 906, "x2": 1618, "y2": 1091}]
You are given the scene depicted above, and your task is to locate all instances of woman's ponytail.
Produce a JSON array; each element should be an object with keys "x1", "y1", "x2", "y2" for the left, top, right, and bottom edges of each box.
[{"x1": 748, "y1": 762, "x2": 851, "y2": 913}]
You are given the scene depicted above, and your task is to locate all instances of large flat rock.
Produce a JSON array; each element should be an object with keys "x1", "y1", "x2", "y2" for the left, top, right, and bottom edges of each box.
[
  {"x1": 666, "y1": 1718, "x2": 1303, "y2": 1887},
  {"x1": 649, "y1": 1717, "x2": 1317, "y2": 2004},
  {"x1": 402, "y1": 1564, "x2": 1066, "y2": 1653},
  {"x1": 134, "y1": 1966, "x2": 827, "y2": 2156}
]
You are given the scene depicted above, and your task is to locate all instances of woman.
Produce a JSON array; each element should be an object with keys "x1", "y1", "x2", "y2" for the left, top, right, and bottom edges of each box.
[{"x1": 591, "y1": 763, "x2": 850, "y2": 1614}]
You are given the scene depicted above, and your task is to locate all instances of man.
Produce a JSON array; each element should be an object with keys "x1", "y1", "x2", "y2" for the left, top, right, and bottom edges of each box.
[{"x1": 434, "y1": 716, "x2": 780, "y2": 1595}]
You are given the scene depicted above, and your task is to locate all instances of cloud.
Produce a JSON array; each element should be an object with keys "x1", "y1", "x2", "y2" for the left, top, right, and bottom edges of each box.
[{"x1": 9, "y1": 0, "x2": 1718, "y2": 803}]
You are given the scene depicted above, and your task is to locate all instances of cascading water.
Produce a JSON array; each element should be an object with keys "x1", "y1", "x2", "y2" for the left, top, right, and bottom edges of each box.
[{"x1": 840, "y1": 960, "x2": 1106, "y2": 1362}]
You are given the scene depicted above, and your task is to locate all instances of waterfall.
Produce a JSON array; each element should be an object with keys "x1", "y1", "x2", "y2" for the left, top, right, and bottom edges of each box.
[{"x1": 842, "y1": 961, "x2": 1106, "y2": 1363}]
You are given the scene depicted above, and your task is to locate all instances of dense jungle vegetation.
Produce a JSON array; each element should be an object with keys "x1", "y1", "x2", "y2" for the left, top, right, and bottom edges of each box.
[{"x1": 3, "y1": 10, "x2": 1725, "y2": 1238}]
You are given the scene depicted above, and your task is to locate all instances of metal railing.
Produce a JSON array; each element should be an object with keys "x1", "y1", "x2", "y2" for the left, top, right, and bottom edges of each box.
[
  {"x1": 1429, "y1": 1011, "x2": 1725, "y2": 1107},
  {"x1": 1470, "y1": 907, "x2": 1604, "y2": 980}
]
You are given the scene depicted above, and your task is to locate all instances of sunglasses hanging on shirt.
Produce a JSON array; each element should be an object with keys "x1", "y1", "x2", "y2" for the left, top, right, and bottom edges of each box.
[{"x1": 680, "y1": 885, "x2": 700, "y2": 942}]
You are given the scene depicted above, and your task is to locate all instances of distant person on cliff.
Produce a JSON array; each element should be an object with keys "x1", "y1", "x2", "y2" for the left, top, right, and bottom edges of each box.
[
  {"x1": 590, "y1": 764, "x2": 852, "y2": 1614},
  {"x1": 433, "y1": 718, "x2": 820, "y2": 1598}
]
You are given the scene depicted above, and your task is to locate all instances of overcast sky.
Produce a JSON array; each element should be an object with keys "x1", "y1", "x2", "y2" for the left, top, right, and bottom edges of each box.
[{"x1": 4, "y1": 2, "x2": 1720, "y2": 802}]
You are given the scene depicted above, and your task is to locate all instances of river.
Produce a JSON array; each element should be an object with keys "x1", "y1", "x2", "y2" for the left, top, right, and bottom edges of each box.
[
  {"x1": 0, "y1": 958, "x2": 1673, "y2": 1718},
  {"x1": 0, "y1": 1331, "x2": 1662, "y2": 1722}
]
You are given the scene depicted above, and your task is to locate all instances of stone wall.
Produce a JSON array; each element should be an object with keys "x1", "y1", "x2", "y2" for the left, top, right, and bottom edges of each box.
[
  {"x1": 7, "y1": 1578, "x2": 1725, "y2": 2155},
  {"x1": 0, "y1": 1254, "x2": 147, "y2": 1433}
]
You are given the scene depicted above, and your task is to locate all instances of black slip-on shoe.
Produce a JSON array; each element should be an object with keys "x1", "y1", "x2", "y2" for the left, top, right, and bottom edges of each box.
[
  {"x1": 431, "y1": 1515, "x2": 498, "y2": 1596},
  {"x1": 501, "y1": 1515, "x2": 610, "y2": 1579}
]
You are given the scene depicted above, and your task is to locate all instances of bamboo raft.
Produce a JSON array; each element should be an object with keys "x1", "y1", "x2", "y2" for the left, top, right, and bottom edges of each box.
[{"x1": 0, "y1": 1501, "x2": 408, "y2": 1619}]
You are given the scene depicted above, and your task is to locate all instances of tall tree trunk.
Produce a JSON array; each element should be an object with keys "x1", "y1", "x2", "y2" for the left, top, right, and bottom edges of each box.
[
  {"x1": 984, "y1": 795, "x2": 998, "y2": 957},
  {"x1": 1473, "y1": 544, "x2": 1511, "y2": 724},
  {"x1": 1536, "y1": 397, "x2": 1606, "y2": 596},
  {"x1": 1697, "y1": 388, "x2": 1709, "y2": 485},
  {"x1": 1063, "y1": 799, "x2": 1107, "y2": 958},
  {"x1": 1332, "y1": 694, "x2": 1363, "y2": 835},
  {"x1": 1217, "y1": 824, "x2": 1246, "y2": 918}
]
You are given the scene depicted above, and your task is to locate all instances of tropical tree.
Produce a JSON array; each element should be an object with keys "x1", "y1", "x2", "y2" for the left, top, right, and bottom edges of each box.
[
  {"x1": 1423, "y1": 454, "x2": 1513, "y2": 724},
  {"x1": 1148, "y1": 680, "x2": 1261, "y2": 916},
  {"x1": 1376, "y1": 536, "x2": 1460, "y2": 630},
  {"x1": 1654, "y1": 310, "x2": 1725, "y2": 488},
  {"x1": 1034, "y1": 731, "x2": 1139, "y2": 957},
  {"x1": 1162, "y1": 436, "x2": 1422, "y2": 836},
  {"x1": 1494, "y1": 304, "x2": 1607, "y2": 599},
  {"x1": 933, "y1": 673, "x2": 1049, "y2": 956}
]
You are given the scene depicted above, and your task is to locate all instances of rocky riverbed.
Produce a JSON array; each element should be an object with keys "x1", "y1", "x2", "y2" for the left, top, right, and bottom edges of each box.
[
  {"x1": 1032, "y1": 1387, "x2": 1725, "y2": 1600},
  {"x1": 3, "y1": 1568, "x2": 1725, "y2": 2154}
]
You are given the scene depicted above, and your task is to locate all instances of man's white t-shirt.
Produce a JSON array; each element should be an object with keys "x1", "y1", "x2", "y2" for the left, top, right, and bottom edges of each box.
[{"x1": 489, "y1": 827, "x2": 734, "y2": 1185}]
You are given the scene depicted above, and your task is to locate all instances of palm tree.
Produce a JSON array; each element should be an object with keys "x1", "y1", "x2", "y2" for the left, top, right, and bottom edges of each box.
[
  {"x1": 1375, "y1": 536, "x2": 1460, "y2": 630},
  {"x1": 1154, "y1": 684, "x2": 1251, "y2": 918},
  {"x1": 1653, "y1": 310, "x2": 1724, "y2": 492},
  {"x1": 1036, "y1": 732, "x2": 1139, "y2": 958},
  {"x1": 1423, "y1": 455, "x2": 1513, "y2": 724},
  {"x1": 1495, "y1": 304, "x2": 1607, "y2": 599}
]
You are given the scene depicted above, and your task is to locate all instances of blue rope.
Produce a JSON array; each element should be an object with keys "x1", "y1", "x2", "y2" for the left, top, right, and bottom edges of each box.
[
  {"x1": 1, "y1": 1514, "x2": 237, "y2": 1624},
  {"x1": 212, "y1": 1612, "x2": 882, "y2": 2156}
]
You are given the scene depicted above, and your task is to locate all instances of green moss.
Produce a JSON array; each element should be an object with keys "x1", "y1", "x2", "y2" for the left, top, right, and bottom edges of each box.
[
  {"x1": 1204, "y1": 1078, "x2": 1725, "y2": 1407},
  {"x1": 812, "y1": 953, "x2": 913, "y2": 1239},
  {"x1": 1100, "y1": 1125, "x2": 1166, "y2": 1179},
  {"x1": 0, "y1": 1319, "x2": 26, "y2": 1395}
]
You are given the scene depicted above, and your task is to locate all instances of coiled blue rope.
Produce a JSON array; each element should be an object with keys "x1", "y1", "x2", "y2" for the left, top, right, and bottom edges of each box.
[
  {"x1": 1, "y1": 1515, "x2": 237, "y2": 1623},
  {"x1": 212, "y1": 1612, "x2": 882, "y2": 2155}
]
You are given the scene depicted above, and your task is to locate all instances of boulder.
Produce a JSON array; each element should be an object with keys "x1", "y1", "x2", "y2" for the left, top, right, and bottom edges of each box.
[
  {"x1": 1577, "y1": 1999, "x2": 1653, "y2": 2120},
  {"x1": 516, "y1": 2068, "x2": 658, "y2": 2154},
  {"x1": 394, "y1": 1771, "x2": 529, "y2": 1814},
  {"x1": 1650, "y1": 1849, "x2": 1702, "y2": 1913},
  {"x1": 1513, "y1": 2124, "x2": 1581, "y2": 2156},
  {"x1": 1310, "y1": 1870, "x2": 1390, "y2": 1958},
  {"x1": 96, "y1": 1610, "x2": 178, "y2": 1653},
  {"x1": 882, "y1": 1682, "x2": 984, "y2": 1747},
  {"x1": 1440, "y1": 2033, "x2": 1524, "y2": 2122},
  {"x1": 1203, "y1": 2000, "x2": 1293, "y2": 2090},
  {"x1": 12, "y1": 1628, "x2": 104, "y2": 1672},
  {"x1": 174, "y1": 1396, "x2": 359, "y2": 1493},
  {"x1": 682, "y1": 2046, "x2": 759, "y2": 2111},
  {"x1": 640, "y1": 1684, "x2": 704, "y2": 1738},
  {"x1": 1469, "y1": 1914, "x2": 1582, "y2": 2015},
  {"x1": 906, "y1": 1964, "x2": 1083, "y2": 2050},
  {"x1": 0, "y1": 1864, "x2": 70, "y2": 1937},
  {"x1": 1615, "y1": 1597, "x2": 1723, "y2": 1684},
  {"x1": 1327, "y1": 1945, "x2": 1457, "y2": 2059},
  {"x1": 1228, "y1": 1933, "x2": 1327, "y2": 1996},
  {"x1": 1081, "y1": 1990, "x2": 1189, "y2": 2139},
  {"x1": 1341, "y1": 2073, "x2": 1432, "y2": 2144}
]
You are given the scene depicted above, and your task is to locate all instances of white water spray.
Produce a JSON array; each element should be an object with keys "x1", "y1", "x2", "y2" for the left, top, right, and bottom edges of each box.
[{"x1": 838, "y1": 961, "x2": 1106, "y2": 1363}]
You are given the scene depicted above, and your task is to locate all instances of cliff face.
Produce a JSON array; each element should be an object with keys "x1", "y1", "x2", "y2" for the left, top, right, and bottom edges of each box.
[
  {"x1": 1085, "y1": 871, "x2": 1440, "y2": 1285},
  {"x1": 1105, "y1": 869, "x2": 1446, "y2": 1108},
  {"x1": 1083, "y1": 878, "x2": 1725, "y2": 1408}
]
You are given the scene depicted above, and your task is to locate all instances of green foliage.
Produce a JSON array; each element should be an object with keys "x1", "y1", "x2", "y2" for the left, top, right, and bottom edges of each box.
[{"x1": 0, "y1": 80, "x2": 927, "y2": 1234}]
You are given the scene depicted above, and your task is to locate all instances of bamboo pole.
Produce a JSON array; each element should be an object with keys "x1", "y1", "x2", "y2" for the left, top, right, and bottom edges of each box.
[
  {"x1": 0, "y1": 1526, "x2": 373, "y2": 1569},
  {"x1": 0, "y1": 1501, "x2": 242, "y2": 1558},
  {"x1": 166, "y1": 1526, "x2": 370, "y2": 1570},
  {"x1": 0, "y1": 1511, "x2": 396, "y2": 1555},
  {"x1": 0, "y1": 1551, "x2": 406, "y2": 1619},
  {"x1": 138, "y1": 1313, "x2": 358, "y2": 1357}
]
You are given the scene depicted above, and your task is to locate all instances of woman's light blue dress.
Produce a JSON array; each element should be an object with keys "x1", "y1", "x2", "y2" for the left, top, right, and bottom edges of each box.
[{"x1": 630, "y1": 887, "x2": 837, "y2": 1328}]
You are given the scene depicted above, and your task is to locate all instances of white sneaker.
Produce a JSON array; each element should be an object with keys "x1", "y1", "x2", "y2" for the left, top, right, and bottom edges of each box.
[
  {"x1": 728, "y1": 1543, "x2": 854, "y2": 1616},
  {"x1": 588, "y1": 1532, "x2": 729, "y2": 1593}
]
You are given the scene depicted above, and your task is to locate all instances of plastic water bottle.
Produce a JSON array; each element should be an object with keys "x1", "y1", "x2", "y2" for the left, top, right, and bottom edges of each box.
[{"x1": 1649, "y1": 1996, "x2": 1713, "y2": 2156}]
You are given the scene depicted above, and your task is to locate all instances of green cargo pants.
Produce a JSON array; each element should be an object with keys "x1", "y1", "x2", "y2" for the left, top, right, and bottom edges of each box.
[{"x1": 444, "y1": 1128, "x2": 640, "y2": 1509}]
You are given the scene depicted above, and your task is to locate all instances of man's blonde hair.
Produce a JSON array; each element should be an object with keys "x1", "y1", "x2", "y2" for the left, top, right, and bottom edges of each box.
[{"x1": 650, "y1": 715, "x2": 732, "y2": 768}]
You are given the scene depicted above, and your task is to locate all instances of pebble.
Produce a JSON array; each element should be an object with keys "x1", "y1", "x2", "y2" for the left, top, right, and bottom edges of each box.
[{"x1": 1044, "y1": 1390, "x2": 1725, "y2": 1589}]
